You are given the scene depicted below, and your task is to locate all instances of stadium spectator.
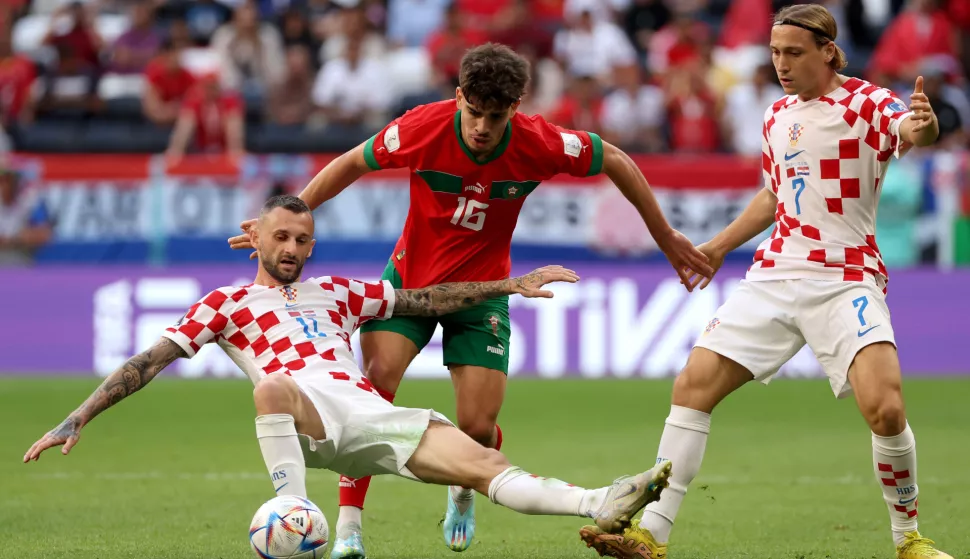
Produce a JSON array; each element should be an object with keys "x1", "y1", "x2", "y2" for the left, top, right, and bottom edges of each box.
[
  {"x1": 211, "y1": 0, "x2": 286, "y2": 98},
  {"x1": 320, "y1": 5, "x2": 385, "y2": 64},
  {"x1": 165, "y1": 73, "x2": 245, "y2": 163},
  {"x1": 647, "y1": 12, "x2": 712, "y2": 75},
  {"x1": 876, "y1": 156, "x2": 925, "y2": 268},
  {"x1": 722, "y1": 62, "x2": 783, "y2": 157},
  {"x1": 621, "y1": 0, "x2": 672, "y2": 59},
  {"x1": 108, "y1": 2, "x2": 163, "y2": 75},
  {"x1": 600, "y1": 64, "x2": 664, "y2": 152},
  {"x1": 546, "y1": 74, "x2": 604, "y2": 133},
  {"x1": 0, "y1": 18, "x2": 36, "y2": 128},
  {"x1": 184, "y1": 0, "x2": 233, "y2": 46},
  {"x1": 664, "y1": 66, "x2": 721, "y2": 153},
  {"x1": 487, "y1": 0, "x2": 556, "y2": 58},
  {"x1": 0, "y1": 170, "x2": 52, "y2": 267},
  {"x1": 564, "y1": 0, "x2": 631, "y2": 24},
  {"x1": 553, "y1": 7, "x2": 637, "y2": 85},
  {"x1": 312, "y1": 33, "x2": 390, "y2": 129},
  {"x1": 868, "y1": 0, "x2": 958, "y2": 90},
  {"x1": 40, "y1": 1, "x2": 104, "y2": 114},
  {"x1": 425, "y1": 2, "x2": 487, "y2": 89},
  {"x1": 920, "y1": 61, "x2": 967, "y2": 147},
  {"x1": 168, "y1": 17, "x2": 195, "y2": 50},
  {"x1": 386, "y1": 0, "x2": 450, "y2": 48},
  {"x1": 142, "y1": 38, "x2": 196, "y2": 126},
  {"x1": 279, "y1": 7, "x2": 321, "y2": 65},
  {"x1": 267, "y1": 45, "x2": 314, "y2": 126}
]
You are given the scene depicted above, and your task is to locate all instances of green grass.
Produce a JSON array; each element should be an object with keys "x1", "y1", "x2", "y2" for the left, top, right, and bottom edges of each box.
[{"x1": 2, "y1": 377, "x2": 969, "y2": 559}]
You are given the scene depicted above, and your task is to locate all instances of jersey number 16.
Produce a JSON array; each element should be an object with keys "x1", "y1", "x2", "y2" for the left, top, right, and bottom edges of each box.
[{"x1": 451, "y1": 197, "x2": 489, "y2": 231}]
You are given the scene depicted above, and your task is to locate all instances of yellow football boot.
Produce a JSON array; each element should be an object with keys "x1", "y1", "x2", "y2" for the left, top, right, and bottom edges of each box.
[
  {"x1": 579, "y1": 521, "x2": 667, "y2": 559},
  {"x1": 896, "y1": 531, "x2": 953, "y2": 559}
]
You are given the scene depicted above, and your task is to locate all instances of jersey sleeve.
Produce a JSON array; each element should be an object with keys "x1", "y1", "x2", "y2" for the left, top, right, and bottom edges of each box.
[
  {"x1": 867, "y1": 88, "x2": 914, "y2": 159},
  {"x1": 362, "y1": 110, "x2": 425, "y2": 171},
  {"x1": 535, "y1": 116, "x2": 605, "y2": 178},
  {"x1": 318, "y1": 277, "x2": 396, "y2": 334},
  {"x1": 762, "y1": 108, "x2": 780, "y2": 194},
  {"x1": 162, "y1": 288, "x2": 239, "y2": 358}
]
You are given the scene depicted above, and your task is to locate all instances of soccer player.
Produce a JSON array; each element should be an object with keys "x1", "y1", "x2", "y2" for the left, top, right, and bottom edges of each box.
[
  {"x1": 228, "y1": 43, "x2": 711, "y2": 557},
  {"x1": 23, "y1": 195, "x2": 674, "y2": 542},
  {"x1": 578, "y1": 5, "x2": 952, "y2": 559}
]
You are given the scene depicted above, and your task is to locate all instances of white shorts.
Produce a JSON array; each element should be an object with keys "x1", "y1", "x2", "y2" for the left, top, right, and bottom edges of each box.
[
  {"x1": 289, "y1": 371, "x2": 453, "y2": 480},
  {"x1": 695, "y1": 279, "x2": 896, "y2": 398}
]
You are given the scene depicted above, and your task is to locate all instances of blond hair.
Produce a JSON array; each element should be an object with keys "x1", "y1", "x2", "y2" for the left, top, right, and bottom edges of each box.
[{"x1": 774, "y1": 4, "x2": 848, "y2": 70}]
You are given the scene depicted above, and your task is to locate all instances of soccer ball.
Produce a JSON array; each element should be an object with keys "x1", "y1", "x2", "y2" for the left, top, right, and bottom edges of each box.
[{"x1": 249, "y1": 495, "x2": 329, "y2": 559}]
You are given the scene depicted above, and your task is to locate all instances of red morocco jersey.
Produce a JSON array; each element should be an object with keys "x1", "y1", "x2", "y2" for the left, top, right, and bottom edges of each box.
[
  {"x1": 749, "y1": 77, "x2": 913, "y2": 292},
  {"x1": 362, "y1": 100, "x2": 604, "y2": 288}
]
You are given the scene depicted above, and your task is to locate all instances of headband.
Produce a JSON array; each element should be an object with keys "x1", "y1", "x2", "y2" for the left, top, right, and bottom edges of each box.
[{"x1": 773, "y1": 19, "x2": 834, "y2": 42}]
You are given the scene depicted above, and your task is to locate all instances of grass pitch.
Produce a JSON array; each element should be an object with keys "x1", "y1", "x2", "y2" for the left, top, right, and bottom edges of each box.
[{"x1": 2, "y1": 377, "x2": 969, "y2": 559}]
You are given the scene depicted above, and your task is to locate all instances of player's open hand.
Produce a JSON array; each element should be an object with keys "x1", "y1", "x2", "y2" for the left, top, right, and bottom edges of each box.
[
  {"x1": 908, "y1": 76, "x2": 937, "y2": 135},
  {"x1": 512, "y1": 265, "x2": 580, "y2": 298},
  {"x1": 656, "y1": 229, "x2": 714, "y2": 292},
  {"x1": 683, "y1": 242, "x2": 725, "y2": 291},
  {"x1": 23, "y1": 416, "x2": 83, "y2": 463},
  {"x1": 227, "y1": 218, "x2": 258, "y2": 260}
]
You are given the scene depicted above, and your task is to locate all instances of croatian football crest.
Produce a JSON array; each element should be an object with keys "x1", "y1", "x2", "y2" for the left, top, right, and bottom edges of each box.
[
  {"x1": 788, "y1": 123, "x2": 803, "y2": 147},
  {"x1": 703, "y1": 317, "x2": 720, "y2": 335},
  {"x1": 280, "y1": 285, "x2": 298, "y2": 306}
]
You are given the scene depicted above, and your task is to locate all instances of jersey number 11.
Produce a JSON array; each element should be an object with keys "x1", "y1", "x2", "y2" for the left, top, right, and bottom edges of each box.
[{"x1": 451, "y1": 197, "x2": 489, "y2": 231}]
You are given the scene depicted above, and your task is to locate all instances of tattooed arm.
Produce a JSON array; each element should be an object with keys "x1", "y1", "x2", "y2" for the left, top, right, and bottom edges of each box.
[
  {"x1": 23, "y1": 337, "x2": 186, "y2": 462},
  {"x1": 392, "y1": 265, "x2": 580, "y2": 317}
]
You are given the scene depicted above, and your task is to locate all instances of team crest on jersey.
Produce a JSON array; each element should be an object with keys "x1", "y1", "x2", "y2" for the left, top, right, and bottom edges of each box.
[
  {"x1": 280, "y1": 285, "x2": 298, "y2": 306},
  {"x1": 703, "y1": 317, "x2": 720, "y2": 335},
  {"x1": 506, "y1": 184, "x2": 519, "y2": 197},
  {"x1": 788, "y1": 123, "x2": 803, "y2": 147}
]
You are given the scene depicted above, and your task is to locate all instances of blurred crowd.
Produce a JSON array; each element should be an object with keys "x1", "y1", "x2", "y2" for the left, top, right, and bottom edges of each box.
[{"x1": 0, "y1": 0, "x2": 968, "y2": 159}]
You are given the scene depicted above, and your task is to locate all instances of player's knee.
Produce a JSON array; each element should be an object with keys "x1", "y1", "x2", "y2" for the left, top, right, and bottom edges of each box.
[
  {"x1": 362, "y1": 357, "x2": 405, "y2": 394},
  {"x1": 671, "y1": 364, "x2": 714, "y2": 412},
  {"x1": 868, "y1": 391, "x2": 907, "y2": 436},
  {"x1": 253, "y1": 373, "x2": 301, "y2": 414},
  {"x1": 470, "y1": 448, "x2": 510, "y2": 492},
  {"x1": 458, "y1": 419, "x2": 498, "y2": 448}
]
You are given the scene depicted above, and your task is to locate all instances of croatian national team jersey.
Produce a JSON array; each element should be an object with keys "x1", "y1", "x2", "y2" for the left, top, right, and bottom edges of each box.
[
  {"x1": 749, "y1": 77, "x2": 913, "y2": 292},
  {"x1": 362, "y1": 100, "x2": 604, "y2": 288},
  {"x1": 162, "y1": 278, "x2": 394, "y2": 386}
]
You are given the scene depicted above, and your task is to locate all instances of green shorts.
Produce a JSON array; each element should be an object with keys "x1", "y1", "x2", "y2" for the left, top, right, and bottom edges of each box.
[{"x1": 359, "y1": 260, "x2": 511, "y2": 374}]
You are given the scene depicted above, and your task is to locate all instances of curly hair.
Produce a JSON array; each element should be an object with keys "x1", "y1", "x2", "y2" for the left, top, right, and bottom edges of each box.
[{"x1": 458, "y1": 43, "x2": 531, "y2": 109}]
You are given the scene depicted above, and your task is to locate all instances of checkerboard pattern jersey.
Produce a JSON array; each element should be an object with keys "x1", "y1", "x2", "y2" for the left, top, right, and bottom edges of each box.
[
  {"x1": 163, "y1": 277, "x2": 395, "y2": 380},
  {"x1": 749, "y1": 77, "x2": 912, "y2": 293}
]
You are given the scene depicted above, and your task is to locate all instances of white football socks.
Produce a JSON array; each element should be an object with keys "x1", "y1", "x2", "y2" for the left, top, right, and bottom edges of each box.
[
  {"x1": 335, "y1": 505, "x2": 363, "y2": 538},
  {"x1": 255, "y1": 414, "x2": 307, "y2": 498},
  {"x1": 872, "y1": 422, "x2": 918, "y2": 546},
  {"x1": 487, "y1": 466, "x2": 608, "y2": 517},
  {"x1": 640, "y1": 405, "x2": 711, "y2": 543}
]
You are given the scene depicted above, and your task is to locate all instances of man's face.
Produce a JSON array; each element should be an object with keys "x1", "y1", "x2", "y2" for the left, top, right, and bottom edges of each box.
[
  {"x1": 770, "y1": 25, "x2": 832, "y2": 96},
  {"x1": 252, "y1": 208, "x2": 316, "y2": 285},
  {"x1": 456, "y1": 88, "x2": 517, "y2": 156}
]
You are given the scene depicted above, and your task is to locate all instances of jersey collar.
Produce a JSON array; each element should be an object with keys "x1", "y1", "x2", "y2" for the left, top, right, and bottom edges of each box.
[{"x1": 453, "y1": 110, "x2": 512, "y2": 165}]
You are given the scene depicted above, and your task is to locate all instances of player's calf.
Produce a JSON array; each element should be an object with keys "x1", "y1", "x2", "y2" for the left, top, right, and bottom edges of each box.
[{"x1": 253, "y1": 374, "x2": 322, "y2": 501}]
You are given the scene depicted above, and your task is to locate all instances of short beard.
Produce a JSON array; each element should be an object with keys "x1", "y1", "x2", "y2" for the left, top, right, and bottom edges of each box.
[{"x1": 262, "y1": 257, "x2": 303, "y2": 285}]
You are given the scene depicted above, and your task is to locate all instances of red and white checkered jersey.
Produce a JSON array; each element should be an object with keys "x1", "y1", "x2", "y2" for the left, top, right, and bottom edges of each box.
[
  {"x1": 749, "y1": 77, "x2": 914, "y2": 291},
  {"x1": 162, "y1": 277, "x2": 395, "y2": 385}
]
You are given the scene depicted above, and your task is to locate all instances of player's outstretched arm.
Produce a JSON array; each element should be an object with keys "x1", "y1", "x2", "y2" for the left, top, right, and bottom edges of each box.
[
  {"x1": 601, "y1": 141, "x2": 714, "y2": 289},
  {"x1": 23, "y1": 338, "x2": 186, "y2": 463},
  {"x1": 685, "y1": 188, "x2": 778, "y2": 290},
  {"x1": 393, "y1": 265, "x2": 580, "y2": 317},
  {"x1": 228, "y1": 141, "x2": 374, "y2": 255}
]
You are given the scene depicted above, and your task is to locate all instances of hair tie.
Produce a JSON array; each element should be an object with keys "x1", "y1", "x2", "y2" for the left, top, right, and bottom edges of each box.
[{"x1": 773, "y1": 19, "x2": 834, "y2": 42}]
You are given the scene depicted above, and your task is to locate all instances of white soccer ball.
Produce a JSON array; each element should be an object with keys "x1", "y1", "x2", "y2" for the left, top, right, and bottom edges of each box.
[{"x1": 249, "y1": 495, "x2": 329, "y2": 559}]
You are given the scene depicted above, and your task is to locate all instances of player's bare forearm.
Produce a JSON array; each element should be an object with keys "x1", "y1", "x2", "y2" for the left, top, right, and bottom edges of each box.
[
  {"x1": 393, "y1": 280, "x2": 515, "y2": 316},
  {"x1": 710, "y1": 188, "x2": 777, "y2": 256},
  {"x1": 602, "y1": 141, "x2": 672, "y2": 239},
  {"x1": 62, "y1": 338, "x2": 186, "y2": 428},
  {"x1": 298, "y1": 143, "x2": 373, "y2": 210}
]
